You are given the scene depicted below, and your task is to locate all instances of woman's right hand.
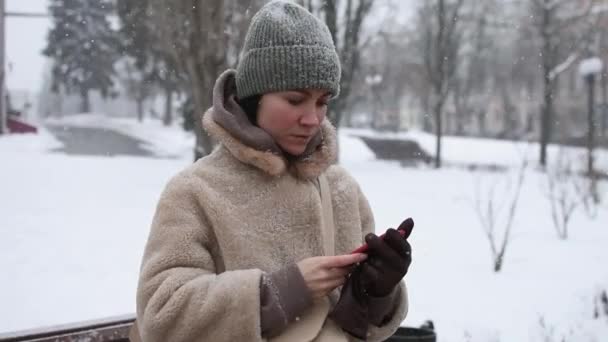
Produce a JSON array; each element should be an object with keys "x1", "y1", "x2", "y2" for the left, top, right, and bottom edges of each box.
[{"x1": 297, "y1": 253, "x2": 368, "y2": 299}]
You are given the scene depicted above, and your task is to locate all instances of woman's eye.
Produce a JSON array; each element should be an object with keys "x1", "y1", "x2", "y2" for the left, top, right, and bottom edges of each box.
[
  {"x1": 317, "y1": 101, "x2": 329, "y2": 107},
  {"x1": 287, "y1": 98, "x2": 304, "y2": 105}
]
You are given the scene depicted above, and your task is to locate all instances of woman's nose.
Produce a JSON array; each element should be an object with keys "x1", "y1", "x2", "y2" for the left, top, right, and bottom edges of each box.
[{"x1": 300, "y1": 107, "x2": 321, "y2": 126}]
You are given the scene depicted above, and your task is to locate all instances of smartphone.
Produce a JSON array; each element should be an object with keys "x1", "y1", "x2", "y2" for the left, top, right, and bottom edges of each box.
[{"x1": 350, "y1": 217, "x2": 414, "y2": 254}]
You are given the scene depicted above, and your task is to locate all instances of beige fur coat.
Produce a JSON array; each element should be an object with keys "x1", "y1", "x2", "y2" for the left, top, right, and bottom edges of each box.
[{"x1": 135, "y1": 71, "x2": 408, "y2": 342}]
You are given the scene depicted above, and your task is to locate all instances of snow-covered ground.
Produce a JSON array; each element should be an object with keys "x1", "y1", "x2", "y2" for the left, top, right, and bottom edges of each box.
[{"x1": 1, "y1": 116, "x2": 608, "y2": 341}]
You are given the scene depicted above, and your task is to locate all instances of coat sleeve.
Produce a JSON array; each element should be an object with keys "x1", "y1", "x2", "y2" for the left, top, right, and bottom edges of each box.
[
  {"x1": 136, "y1": 174, "x2": 265, "y2": 342},
  {"x1": 357, "y1": 184, "x2": 409, "y2": 342}
]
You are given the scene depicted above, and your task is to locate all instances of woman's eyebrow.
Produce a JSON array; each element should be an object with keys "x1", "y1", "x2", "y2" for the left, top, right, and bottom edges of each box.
[{"x1": 292, "y1": 90, "x2": 311, "y2": 96}]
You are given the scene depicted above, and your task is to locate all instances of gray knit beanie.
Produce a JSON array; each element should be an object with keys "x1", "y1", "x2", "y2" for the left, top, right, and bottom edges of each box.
[{"x1": 235, "y1": 0, "x2": 341, "y2": 100}]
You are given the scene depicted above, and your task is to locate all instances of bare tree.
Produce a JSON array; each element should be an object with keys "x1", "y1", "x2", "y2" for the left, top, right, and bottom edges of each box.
[
  {"x1": 319, "y1": 0, "x2": 374, "y2": 127},
  {"x1": 600, "y1": 11, "x2": 608, "y2": 139},
  {"x1": 417, "y1": 0, "x2": 466, "y2": 168},
  {"x1": 147, "y1": 1, "x2": 217, "y2": 159},
  {"x1": 451, "y1": 0, "x2": 514, "y2": 137},
  {"x1": 575, "y1": 168, "x2": 603, "y2": 220},
  {"x1": 149, "y1": 0, "x2": 264, "y2": 160},
  {"x1": 472, "y1": 155, "x2": 528, "y2": 272},
  {"x1": 583, "y1": 179, "x2": 602, "y2": 219},
  {"x1": 543, "y1": 150, "x2": 581, "y2": 240},
  {"x1": 594, "y1": 289, "x2": 608, "y2": 319},
  {"x1": 530, "y1": 0, "x2": 595, "y2": 167}
]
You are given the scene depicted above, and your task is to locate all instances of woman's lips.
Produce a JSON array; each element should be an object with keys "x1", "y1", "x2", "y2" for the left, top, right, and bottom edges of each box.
[{"x1": 290, "y1": 135, "x2": 311, "y2": 143}]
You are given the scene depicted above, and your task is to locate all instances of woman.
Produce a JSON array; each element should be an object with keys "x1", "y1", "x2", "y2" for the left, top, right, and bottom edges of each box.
[{"x1": 135, "y1": 1, "x2": 411, "y2": 341}]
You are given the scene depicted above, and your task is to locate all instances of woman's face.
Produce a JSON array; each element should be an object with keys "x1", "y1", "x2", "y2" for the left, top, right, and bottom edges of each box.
[{"x1": 257, "y1": 89, "x2": 330, "y2": 156}]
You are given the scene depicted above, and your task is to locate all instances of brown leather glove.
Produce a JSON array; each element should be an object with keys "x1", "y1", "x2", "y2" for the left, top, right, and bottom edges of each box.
[
  {"x1": 358, "y1": 228, "x2": 412, "y2": 297},
  {"x1": 330, "y1": 220, "x2": 414, "y2": 339},
  {"x1": 329, "y1": 265, "x2": 370, "y2": 339}
]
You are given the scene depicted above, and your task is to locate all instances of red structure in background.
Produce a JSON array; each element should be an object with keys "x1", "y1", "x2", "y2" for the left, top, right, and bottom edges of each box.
[{"x1": 7, "y1": 115, "x2": 37, "y2": 134}]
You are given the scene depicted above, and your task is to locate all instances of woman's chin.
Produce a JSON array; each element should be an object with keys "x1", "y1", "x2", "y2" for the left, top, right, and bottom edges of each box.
[{"x1": 280, "y1": 143, "x2": 307, "y2": 156}]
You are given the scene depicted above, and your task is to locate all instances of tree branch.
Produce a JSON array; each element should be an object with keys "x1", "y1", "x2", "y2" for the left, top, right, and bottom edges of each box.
[{"x1": 548, "y1": 52, "x2": 579, "y2": 81}]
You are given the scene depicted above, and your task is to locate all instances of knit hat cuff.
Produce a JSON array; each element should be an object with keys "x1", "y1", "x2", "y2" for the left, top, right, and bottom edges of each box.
[{"x1": 236, "y1": 45, "x2": 341, "y2": 99}]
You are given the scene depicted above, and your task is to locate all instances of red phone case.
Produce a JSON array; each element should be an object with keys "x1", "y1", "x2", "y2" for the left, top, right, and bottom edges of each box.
[{"x1": 350, "y1": 218, "x2": 414, "y2": 254}]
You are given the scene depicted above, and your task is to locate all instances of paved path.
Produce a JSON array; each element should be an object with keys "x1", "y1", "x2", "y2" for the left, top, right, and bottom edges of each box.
[{"x1": 47, "y1": 125, "x2": 154, "y2": 157}]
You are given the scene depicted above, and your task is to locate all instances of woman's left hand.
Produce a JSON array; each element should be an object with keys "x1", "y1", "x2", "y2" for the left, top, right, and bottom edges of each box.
[{"x1": 357, "y1": 228, "x2": 412, "y2": 297}]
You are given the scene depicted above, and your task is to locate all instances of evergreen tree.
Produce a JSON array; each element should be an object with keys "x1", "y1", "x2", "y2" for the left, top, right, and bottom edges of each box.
[
  {"x1": 117, "y1": 0, "x2": 154, "y2": 122},
  {"x1": 43, "y1": 0, "x2": 119, "y2": 113},
  {"x1": 117, "y1": 0, "x2": 182, "y2": 125},
  {"x1": 116, "y1": 0, "x2": 150, "y2": 72}
]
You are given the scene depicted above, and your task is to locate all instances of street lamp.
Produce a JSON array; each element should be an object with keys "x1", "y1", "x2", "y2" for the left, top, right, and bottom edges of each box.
[{"x1": 578, "y1": 57, "x2": 603, "y2": 177}]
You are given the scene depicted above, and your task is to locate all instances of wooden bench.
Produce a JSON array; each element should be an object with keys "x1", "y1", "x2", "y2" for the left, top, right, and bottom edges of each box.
[
  {"x1": 355, "y1": 135, "x2": 433, "y2": 164},
  {"x1": 0, "y1": 314, "x2": 135, "y2": 342}
]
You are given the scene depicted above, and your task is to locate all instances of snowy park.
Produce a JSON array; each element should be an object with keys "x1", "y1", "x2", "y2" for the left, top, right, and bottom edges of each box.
[{"x1": 2, "y1": 0, "x2": 608, "y2": 341}]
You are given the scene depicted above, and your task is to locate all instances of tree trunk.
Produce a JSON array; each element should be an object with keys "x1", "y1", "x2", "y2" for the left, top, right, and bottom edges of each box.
[
  {"x1": 136, "y1": 98, "x2": 144, "y2": 123},
  {"x1": 194, "y1": 1, "x2": 225, "y2": 161},
  {"x1": 163, "y1": 87, "x2": 173, "y2": 126},
  {"x1": 539, "y1": 7, "x2": 554, "y2": 168},
  {"x1": 587, "y1": 74, "x2": 595, "y2": 176},
  {"x1": 539, "y1": 3, "x2": 550, "y2": 167},
  {"x1": 433, "y1": 0, "x2": 446, "y2": 169},
  {"x1": 478, "y1": 110, "x2": 486, "y2": 136},
  {"x1": 80, "y1": 88, "x2": 90, "y2": 113},
  {"x1": 434, "y1": 99, "x2": 443, "y2": 169},
  {"x1": 322, "y1": 0, "x2": 337, "y2": 45},
  {"x1": 494, "y1": 253, "x2": 503, "y2": 272},
  {"x1": 422, "y1": 90, "x2": 432, "y2": 132},
  {"x1": 186, "y1": 54, "x2": 215, "y2": 161},
  {"x1": 601, "y1": 69, "x2": 607, "y2": 138},
  {"x1": 501, "y1": 82, "x2": 516, "y2": 137},
  {"x1": 190, "y1": 72, "x2": 214, "y2": 161},
  {"x1": 453, "y1": 81, "x2": 465, "y2": 135},
  {"x1": 532, "y1": 0, "x2": 596, "y2": 158},
  {"x1": 600, "y1": 25, "x2": 607, "y2": 139},
  {"x1": 540, "y1": 79, "x2": 554, "y2": 167}
]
